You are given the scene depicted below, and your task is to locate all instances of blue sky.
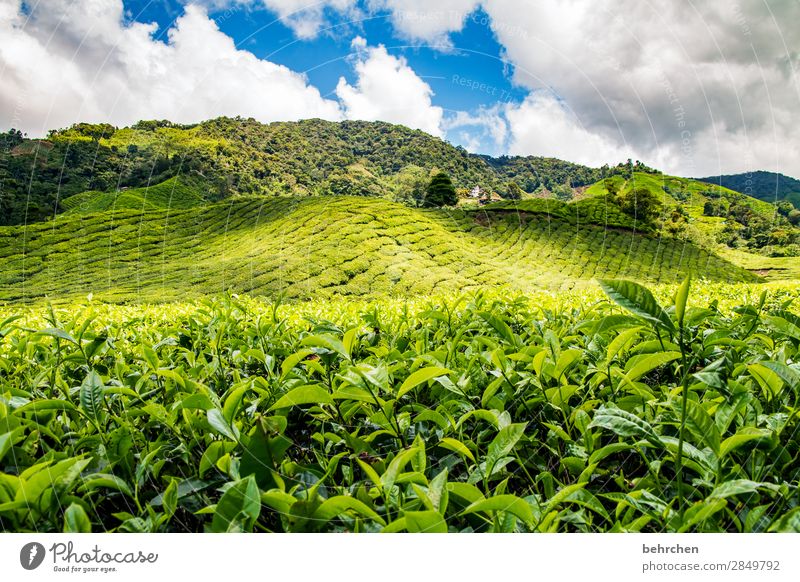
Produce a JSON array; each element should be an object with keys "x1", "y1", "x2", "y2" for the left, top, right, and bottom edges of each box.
[
  {"x1": 3, "y1": 1, "x2": 798, "y2": 177},
  {"x1": 119, "y1": 1, "x2": 526, "y2": 156}
]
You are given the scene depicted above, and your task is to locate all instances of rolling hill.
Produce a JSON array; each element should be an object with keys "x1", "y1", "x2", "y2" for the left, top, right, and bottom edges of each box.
[
  {"x1": 697, "y1": 170, "x2": 800, "y2": 209},
  {"x1": 0, "y1": 195, "x2": 758, "y2": 304},
  {"x1": 0, "y1": 119, "x2": 626, "y2": 226},
  {"x1": 583, "y1": 172, "x2": 799, "y2": 258}
]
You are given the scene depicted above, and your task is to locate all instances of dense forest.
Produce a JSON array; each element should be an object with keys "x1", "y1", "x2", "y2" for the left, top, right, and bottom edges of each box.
[
  {"x1": 0, "y1": 118, "x2": 643, "y2": 225},
  {"x1": 697, "y1": 170, "x2": 800, "y2": 209}
]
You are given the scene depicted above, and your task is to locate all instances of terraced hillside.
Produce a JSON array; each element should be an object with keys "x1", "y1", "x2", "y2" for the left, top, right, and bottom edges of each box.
[
  {"x1": 59, "y1": 175, "x2": 208, "y2": 215},
  {"x1": 0, "y1": 196, "x2": 758, "y2": 303},
  {"x1": 585, "y1": 172, "x2": 800, "y2": 261}
]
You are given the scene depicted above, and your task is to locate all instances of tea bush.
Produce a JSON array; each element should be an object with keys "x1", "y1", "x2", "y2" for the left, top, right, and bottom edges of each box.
[{"x1": 1, "y1": 281, "x2": 798, "y2": 532}]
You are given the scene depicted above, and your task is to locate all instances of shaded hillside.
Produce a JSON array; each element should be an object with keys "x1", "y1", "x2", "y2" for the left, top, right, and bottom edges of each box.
[
  {"x1": 0, "y1": 196, "x2": 757, "y2": 304},
  {"x1": 697, "y1": 171, "x2": 800, "y2": 209}
]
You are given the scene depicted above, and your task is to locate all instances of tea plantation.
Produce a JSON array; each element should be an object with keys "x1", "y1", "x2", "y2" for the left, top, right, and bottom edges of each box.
[
  {"x1": 1, "y1": 281, "x2": 799, "y2": 532},
  {"x1": 0, "y1": 196, "x2": 758, "y2": 304}
]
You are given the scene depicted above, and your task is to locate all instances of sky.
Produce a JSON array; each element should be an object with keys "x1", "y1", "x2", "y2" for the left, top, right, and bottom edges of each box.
[{"x1": 1, "y1": 0, "x2": 798, "y2": 177}]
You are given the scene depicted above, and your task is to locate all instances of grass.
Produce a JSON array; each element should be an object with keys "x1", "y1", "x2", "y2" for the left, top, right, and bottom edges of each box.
[{"x1": 0, "y1": 196, "x2": 759, "y2": 304}]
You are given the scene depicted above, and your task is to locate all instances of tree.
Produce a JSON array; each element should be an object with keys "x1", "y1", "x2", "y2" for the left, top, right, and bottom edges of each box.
[
  {"x1": 604, "y1": 178, "x2": 620, "y2": 197},
  {"x1": 423, "y1": 172, "x2": 458, "y2": 207},
  {"x1": 617, "y1": 187, "x2": 663, "y2": 224},
  {"x1": 391, "y1": 165, "x2": 429, "y2": 206},
  {"x1": 506, "y1": 181, "x2": 523, "y2": 200},
  {"x1": 776, "y1": 200, "x2": 794, "y2": 217}
]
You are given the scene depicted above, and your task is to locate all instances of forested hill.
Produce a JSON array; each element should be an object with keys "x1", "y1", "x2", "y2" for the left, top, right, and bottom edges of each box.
[
  {"x1": 697, "y1": 171, "x2": 800, "y2": 209},
  {"x1": 0, "y1": 118, "x2": 633, "y2": 225}
]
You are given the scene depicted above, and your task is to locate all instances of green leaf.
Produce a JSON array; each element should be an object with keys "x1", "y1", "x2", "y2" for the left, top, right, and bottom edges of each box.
[
  {"x1": 623, "y1": 351, "x2": 681, "y2": 383},
  {"x1": 79, "y1": 370, "x2": 105, "y2": 424},
  {"x1": 313, "y1": 496, "x2": 386, "y2": 526},
  {"x1": 598, "y1": 279, "x2": 674, "y2": 333},
  {"x1": 14, "y1": 399, "x2": 78, "y2": 415},
  {"x1": 0, "y1": 428, "x2": 24, "y2": 464},
  {"x1": 606, "y1": 326, "x2": 643, "y2": 362},
  {"x1": 38, "y1": 327, "x2": 78, "y2": 345},
  {"x1": 18, "y1": 457, "x2": 92, "y2": 505},
  {"x1": 708, "y1": 479, "x2": 777, "y2": 500},
  {"x1": 437, "y1": 438, "x2": 475, "y2": 463},
  {"x1": 210, "y1": 475, "x2": 261, "y2": 533},
  {"x1": 269, "y1": 385, "x2": 333, "y2": 411},
  {"x1": 462, "y1": 494, "x2": 534, "y2": 525},
  {"x1": 678, "y1": 499, "x2": 726, "y2": 532},
  {"x1": 769, "y1": 508, "x2": 800, "y2": 532},
  {"x1": 207, "y1": 408, "x2": 239, "y2": 441},
  {"x1": 222, "y1": 385, "x2": 249, "y2": 423},
  {"x1": 446, "y1": 482, "x2": 485, "y2": 504},
  {"x1": 63, "y1": 503, "x2": 92, "y2": 533},
  {"x1": 381, "y1": 447, "x2": 421, "y2": 492},
  {"x1": 748, "y1": 364, "x2": 784, "y2": 398},
  {"x1": 674, "y1": 274, "x2": 691, "y2": 327},
  {"x1": 678, "y1": 400, "x2": 720, "y2": 455},
  {"x1": 764, "y1": 315, "x2": 800, "y2": 342},
  {"x1": 588, "y1": 406, "x2": 663, "y2": 447},
  {"x1": 161, "y1": 479, "x2": 179, "y2": 518},
  {"x1": 78, "y1": 474, "x2": 134, "y2": 498},
  {"x1": 758, "y1": 362, "x2": 800, "y2": 394},
  {"x1": 300, "y1": 334, "x2": 350, "y2": 360},
  {"x1": 720, "y1": 428, "x2": 774, "y2": 458},
  {"x1": 280, "y1": 349, "x2": 314, "y2": 379},
  {"x1": 486, "y1": 423, "x2": 526, "y2": 473},
  {"x1": 404, "y1": 510, "x2": 447, "y2": 533},
  {"x1": 479, "y1": 312, "x2": 518, "y2": 346},
  {"x1": 397, "y1": 367, "x2": 451, "y2": 399}
]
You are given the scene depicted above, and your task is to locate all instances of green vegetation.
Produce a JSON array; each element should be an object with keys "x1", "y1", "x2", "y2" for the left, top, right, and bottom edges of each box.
[
  {"x1": 481, "y1": 197, "x2": 644, "y2": 231},
  {"x1": 2, "y1": 118, "x2": 799, "y2": 535},
  {"x1": 60, "y1": 175, "x2": 208, "y2": 215},
  {"x1": 0, "y1": 121, "x2": 654, "y2": 226},
  {"x1": 697, "y1": 171, "x2": 800, "y2": 209},
  {"x1": 586, "y1": 172, "x2": 800, "y2": 258},
  {"x1": 0, "y1": 196, "x2": 758, "y2": 304},
  {"x1": 1, "y1": 279, "x2": 798, "y2": 532},
  {"x1": 423, "y1": 172, "x2": 458, "y2": 207}
]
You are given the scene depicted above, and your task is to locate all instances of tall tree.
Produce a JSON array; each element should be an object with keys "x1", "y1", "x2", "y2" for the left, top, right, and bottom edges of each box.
[{"x1": 424, "y1": 172, "x2": 458, "y2": 207}]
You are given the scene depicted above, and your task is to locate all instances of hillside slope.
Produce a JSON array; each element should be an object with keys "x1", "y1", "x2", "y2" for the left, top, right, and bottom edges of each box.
[
  {"x1": 0, "y1": 196, "x2": 758, "y2": 303},
  {"x1": 585, "y1": 172, "x2": 799, "y2": 258},
  {"x1": 697, "y1": 171, "x2": 800, "y2": 208},
  {"x1": 1, "y1": 119, "x2": 622, "y2": 226},
  {"x1": 60, "y1": 175, "x2": 208, "y2": 214}
]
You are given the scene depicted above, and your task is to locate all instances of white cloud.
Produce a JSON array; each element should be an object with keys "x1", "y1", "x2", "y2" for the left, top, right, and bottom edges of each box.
[
  {"x1": 477, "y1": 0, "x2": 800, "y2": 176},
  {"x1": 367, "y1": 1, "x2": 800, "y2": 176},
  {"x1": 443, "y1": 106, "x2": 508, "y2": 153},
  {"x1": 336, "y1": 37, "x2": 444, "y2": 135},
  {"x1": 504, "y1": 93, "x2": 636, "y2": 166},
  {"x1": 0, "y1": 0, "x2": 342, "y2": 137},
  {"x1": 257, "y1": 0, "x2": 358, "y2": 39},
  {"x1": 369, "y1": 0, "x2": 479, "y2": 46}
]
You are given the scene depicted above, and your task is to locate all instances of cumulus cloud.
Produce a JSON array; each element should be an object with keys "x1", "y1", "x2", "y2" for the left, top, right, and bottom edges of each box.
[
  {"x1": 336, "y1": 37, "x2": 444, "y2": 135},
  {"x1": 372, "y1": 1, "x2": 800, "y2": 175},
  {"x1": 228, "y1": 0, "x2": 359, "y2": 39},
  {"x1": 504, "y1": 93, "x2": 636, "y2": 166},
  {"x1": 0, "y1": 0, "x2": 342, "y2": 136},
  {"x1": 442, "y1": 106, "x2": 508, "y2": 154},
  {"x1": 369, "y1": 0, "x2": 479, "y2": 46},
  {"x1": 478, "y1": 0, "x2": 800, "y2": 176}
]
